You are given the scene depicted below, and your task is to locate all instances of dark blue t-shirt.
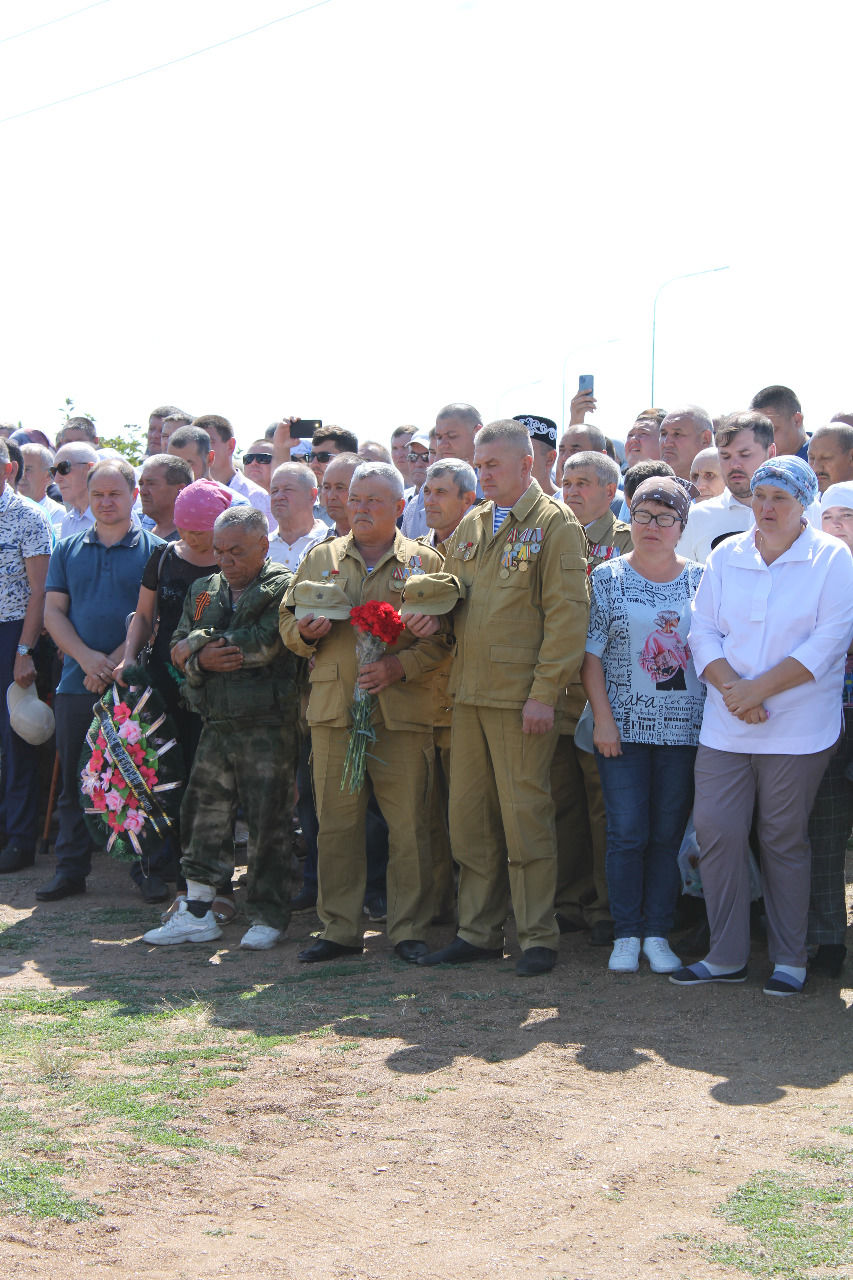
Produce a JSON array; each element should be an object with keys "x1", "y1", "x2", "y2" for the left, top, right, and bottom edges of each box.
[{"x1": 46, "y1": 525, "x2": 164, "y2": 695}]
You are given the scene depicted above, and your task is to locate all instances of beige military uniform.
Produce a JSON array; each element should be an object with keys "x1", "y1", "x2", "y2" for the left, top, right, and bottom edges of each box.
[
  {"x1": 443, "y1": 480, "x2": 589, "y2": 952},
  {"x1": 552, "y1": 510, "x2": 633, "y2": 929},
  {"x1": 416, "y1": 530, "x2": 458, "y2": 923},
  {"x1": 279, "y1": 531, "x2": 451, "y2": 947}
]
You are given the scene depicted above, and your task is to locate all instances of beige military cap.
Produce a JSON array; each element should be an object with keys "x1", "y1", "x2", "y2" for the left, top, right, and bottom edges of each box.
[
  {"x1": 400, "y1": 572, "x2": 461, "y2": 616},
  {"x1": 293, "y1": 580, "x2": 352, "y2": 621}
]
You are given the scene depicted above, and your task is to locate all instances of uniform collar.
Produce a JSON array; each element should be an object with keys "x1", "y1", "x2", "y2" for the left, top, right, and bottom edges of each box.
[
  {"x1": 340, "y1": 528, "x2": 409, "y2": 572},
  {"x1": 480, "y1": 479, "x2": 542, "y2": 529},
  {"x1": 584, "y1": 510, "x2": 615, "y2": 540}
]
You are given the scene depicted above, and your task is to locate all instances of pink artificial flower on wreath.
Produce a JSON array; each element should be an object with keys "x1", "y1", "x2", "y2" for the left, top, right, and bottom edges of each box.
[
  {"x1": 140, "y1": 766, "x2": 158, "y2": 789},
  {"x1": 104, "y1": 789, "x2": 124, "y2": 813},
  {"x1": 113, "y1": 703, "x2": 132, "y2": 724},
  {"x1": 89, "y1": 749, "x2": 104, "y2": 772},
  {"x1": 127, "y1": 743, "x2": 145, "y2": 766},
  {"x1": 92, "y1": 790, "x2": 107, "y2": 811},
  {"x1": 124, "y1": 810, "x2": 144, "y2": 834},
  {"x1": 96, "y1": 733, "x2": 107, "y2": 749},
  {"x1": 118, "y1": 719, "x2": 142, "y2": 745},
  {"x1": 125, "y1": 794, "x2": 139, "y2": 810}
]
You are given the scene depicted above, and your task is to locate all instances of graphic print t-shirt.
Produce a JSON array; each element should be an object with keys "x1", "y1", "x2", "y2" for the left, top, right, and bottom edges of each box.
[{"x1": 586, "y1": 557, "x2": 706, "y2": 746}]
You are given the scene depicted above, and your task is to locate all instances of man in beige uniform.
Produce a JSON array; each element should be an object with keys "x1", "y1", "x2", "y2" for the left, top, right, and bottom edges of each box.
[
  {"x1": 418, "y1": 420, "x2": 589, "y2": 976},
  {"x1": 552, "y1": 451, "x2": 632, "y2": 943},
  {"x1": 279, "y1": 462, "x2": 450, "y2": 965},
  {"x1": 419, "y1": 459, "x2": 479, "y2": 922}
]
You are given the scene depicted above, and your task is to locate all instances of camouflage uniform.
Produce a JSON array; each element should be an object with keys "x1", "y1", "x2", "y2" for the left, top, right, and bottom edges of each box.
[{"x1": 172, "y1": 560, "x2": 302, "y2": 929}]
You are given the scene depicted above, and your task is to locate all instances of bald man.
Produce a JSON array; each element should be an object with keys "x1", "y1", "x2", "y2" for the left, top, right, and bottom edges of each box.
[{"x1": 52, "y1": 442, "x2": 99, "y2": 538}]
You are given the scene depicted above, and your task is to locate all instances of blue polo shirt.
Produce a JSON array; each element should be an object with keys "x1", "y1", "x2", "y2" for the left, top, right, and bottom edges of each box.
[{"x1": 46, "y1": 524, "x2": 163, "y2": 695}]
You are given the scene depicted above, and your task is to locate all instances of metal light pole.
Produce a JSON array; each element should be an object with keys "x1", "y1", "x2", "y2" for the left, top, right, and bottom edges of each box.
[{"x1": 650, "y1": 266, "x2": 730, "y2": 403}]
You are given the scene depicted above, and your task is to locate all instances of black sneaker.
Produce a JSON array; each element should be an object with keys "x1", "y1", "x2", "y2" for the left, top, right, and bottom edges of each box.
[
  {"x1": 363, "y1": 893, "x2": 387, "y2": 922},
  {"x1": 0, "y1": 843, "x2": 35, "y2": 873}
]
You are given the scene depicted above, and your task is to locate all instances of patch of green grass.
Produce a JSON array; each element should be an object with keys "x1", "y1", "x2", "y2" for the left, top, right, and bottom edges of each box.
[
  {"x1": 699, "y1": 1172, "x2": 853, "y2": 1279},
  {"x1": 834, "y1": 1125, "x2": 853, "y2": 1136},
  {"x1": 0, "y1": 1160, "x2": 100, "y2": 1221},
  {"x1": 792, "y1": 1145, "x2": 852, "y2": 1168}
]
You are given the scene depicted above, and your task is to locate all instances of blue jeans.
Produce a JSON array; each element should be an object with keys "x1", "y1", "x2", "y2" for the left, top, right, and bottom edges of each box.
[{"x1": 595, "y1": 741, "x2": 696, "y2": 939}]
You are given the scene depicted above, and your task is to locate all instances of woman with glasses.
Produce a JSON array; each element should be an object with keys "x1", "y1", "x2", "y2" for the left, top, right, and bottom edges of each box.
[{"x1": 581, "y1": 477, "x2": 705, "y2": 976}]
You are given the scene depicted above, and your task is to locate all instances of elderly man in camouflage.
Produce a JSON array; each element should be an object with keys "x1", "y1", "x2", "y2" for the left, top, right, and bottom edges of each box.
[
  {"x1": 143, "y1": 507, "x2": 301, "y2": 951},
  {"x1": 417, "y1": 420, "x2": 589, "y2": 976},
  {"x1": 279, "y1": 461, "x2": 450, "y2": 965}
]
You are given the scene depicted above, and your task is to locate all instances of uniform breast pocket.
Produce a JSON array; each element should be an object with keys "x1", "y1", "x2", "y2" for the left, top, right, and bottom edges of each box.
[{"x1": 307, "y1": 661, "x2": 346, "y2": 722}]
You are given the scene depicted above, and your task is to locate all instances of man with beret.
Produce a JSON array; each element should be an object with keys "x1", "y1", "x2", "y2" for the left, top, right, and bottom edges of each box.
[
  {"x1": 514, "y1": 414, "x2": 559, "y2": 496},
  {"x1": 279, "y1": 461, "x2": 451, "y2": 964},
  {"x1": 551, "y1": 450, "x2": 633, "y2": 944},
  {"x1": 143, "y1": 506, "x2": 301, "y2": 949},
  {"x1": 417, "y1": 420, "x2": 590, "y2": 976}
]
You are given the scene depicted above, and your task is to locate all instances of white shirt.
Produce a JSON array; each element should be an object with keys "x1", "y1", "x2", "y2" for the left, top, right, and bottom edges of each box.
[
  {"x1": 677, "y1": 488, "x2": 755, "y2": 563},
  {"x1": 689, "y1": 524, "x2": 853, "y2": 754},
  {"x1": 267, "y1": 519, "x2": 328, "y2": 571},
  {"x1": 401, "y1": 487, "x2": 428, "y2": 539},
  {"x1": 59, "y1": 505, "x2": 95, "y2": 539},
  {"x1": 228, "y1": 470, "x2": 272, "y2": 528},
  {"x1": 678, "y1": 488, "x2": 822, "y2": 563},
  {"x1": 38, "y1": 494, "x2": 65, "y2": 532}
]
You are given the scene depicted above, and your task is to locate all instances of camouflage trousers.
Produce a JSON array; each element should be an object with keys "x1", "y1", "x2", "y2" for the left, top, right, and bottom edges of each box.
[{"x1": 181, "y1": 718, "x2": 298, "y2": 930}]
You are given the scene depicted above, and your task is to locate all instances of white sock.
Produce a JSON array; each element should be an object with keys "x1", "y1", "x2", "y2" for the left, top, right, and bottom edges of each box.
[
  {"x1": 774, "y1": 964, "x2": 806, "y2": 983},
  {"x1": 701, "y1": 959, "x2": 743, "y2": 975},
  {"x1": 185, "y1": 880, "x2": 216, "y2": 904}
]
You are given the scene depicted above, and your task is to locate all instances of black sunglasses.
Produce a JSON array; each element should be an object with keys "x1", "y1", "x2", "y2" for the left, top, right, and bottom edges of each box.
[
  {"x1": 50, "y1": 460, "x2": 82, "y2": 477},
  {"x1": 243, "y1": 452, "x2": 273, "y2": 465},
  {"x1": 309, "y1": 451, "x2": 335, "y2": 463}
]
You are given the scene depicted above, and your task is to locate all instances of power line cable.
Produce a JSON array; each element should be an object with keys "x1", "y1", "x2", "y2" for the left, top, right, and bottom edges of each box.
[
  {"x1": 0, "y1": 0, "x2": 334, "y2": 125},
  {"x1": 0, "y1": 1, "x2": 114, "y2": 46}
]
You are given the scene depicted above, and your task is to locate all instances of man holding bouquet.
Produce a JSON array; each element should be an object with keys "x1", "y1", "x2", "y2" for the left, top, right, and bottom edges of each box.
[{"x1": 279, "y1": 461, "x2": 450, "y2": 964}]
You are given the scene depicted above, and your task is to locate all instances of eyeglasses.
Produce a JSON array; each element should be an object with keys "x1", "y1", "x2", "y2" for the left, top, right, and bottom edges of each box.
[
  {"x1": 632, "y1": 509, "x2": 680, "y2": 527},
  {"x1": 50, "y1": 461, "x2": 85, "y2": 477},
  {"x1": 243, "y1": 452, "x2": 273, "y2": 466},
  {"x1": 309, "y1": 451, "x2": 335, "y2": 463}
]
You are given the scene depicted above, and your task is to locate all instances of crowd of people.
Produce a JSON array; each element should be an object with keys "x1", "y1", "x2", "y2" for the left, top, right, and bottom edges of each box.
[{"x1": 1, "y1": 384, "x2": 853, "y2": 993}]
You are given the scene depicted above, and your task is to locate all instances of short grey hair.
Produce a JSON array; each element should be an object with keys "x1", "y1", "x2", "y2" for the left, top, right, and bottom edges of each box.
[
  {"x1": 271, "y1": 462, "x2": 317, "y2": 494},
  {"x1": 21, "y1": 443, "x2": 54, "y2": 469},
  {"x1": 562, "y1": 451, "x2": 621, "y2": 486},
  {"x1": 436, "y1": 402, "x2": 482, "y2": 430},
  {"x1": 213, "y1": 506, "x2": 268, "y2": 537},
  {"x1": 425, "y1": 458, "x2": 477, "y2": 495},
  {"x1": 662, "y1": 405, "x2": 714, "y2": 438},
  {"x1": 561, "y1": 424, "x2": 608, "y2": 452},
  {"x1": 476, "y1": 419, "x2": 534, "y2": 457},
  {"x1": 351, "y1": 461, "x2": 404, "y2": 500}
]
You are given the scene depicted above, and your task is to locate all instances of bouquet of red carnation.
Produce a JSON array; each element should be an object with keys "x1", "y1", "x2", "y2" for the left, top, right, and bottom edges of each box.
[{"x1": 341, "y1": 601, "x2": 406, "y2": 793}]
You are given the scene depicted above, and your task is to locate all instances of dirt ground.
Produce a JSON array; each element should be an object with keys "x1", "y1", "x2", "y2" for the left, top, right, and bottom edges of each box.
[{"x1": 0, "y1": 852, "x2": 851, "y2": 1280}]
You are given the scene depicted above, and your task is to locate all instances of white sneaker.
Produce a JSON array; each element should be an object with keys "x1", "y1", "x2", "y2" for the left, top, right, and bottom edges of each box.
[
  {"x1": 143, "y1": 900, "x2": 222, "y2": 945},
  {"x1": 240, "y1": 924, "x2": 283, "y2": 950},
  {"x1": 642, "y1": 936, "x2": 682, "y2": 973},
  {"x1": 608, "y1": 936, "x2": 641, "y2": 972}
]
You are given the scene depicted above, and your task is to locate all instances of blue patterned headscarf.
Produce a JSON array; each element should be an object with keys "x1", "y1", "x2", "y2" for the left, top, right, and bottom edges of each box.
[{"x1": 750, "y1": 455, "x2": 818, "y2": 508}]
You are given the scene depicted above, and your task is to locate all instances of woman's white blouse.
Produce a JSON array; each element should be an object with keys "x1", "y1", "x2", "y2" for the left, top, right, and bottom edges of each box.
[{"x1": 689, "y1": 524, "x2": 853, "y2": 754}]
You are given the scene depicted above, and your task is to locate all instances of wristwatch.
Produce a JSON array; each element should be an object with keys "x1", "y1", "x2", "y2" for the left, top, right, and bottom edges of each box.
[{"x1": 16, "y1": 645, "x2": 34, "y2": 657}]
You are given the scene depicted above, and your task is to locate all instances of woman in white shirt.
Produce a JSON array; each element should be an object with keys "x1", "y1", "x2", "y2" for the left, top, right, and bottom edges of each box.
[{"x1": 673, "y1": 456, "x2": 853, "y2": 995}]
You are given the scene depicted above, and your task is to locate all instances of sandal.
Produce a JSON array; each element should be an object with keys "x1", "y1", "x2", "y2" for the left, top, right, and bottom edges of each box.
[{"x1": 212, "y1": 895, "x2": 238, "y2": 925}]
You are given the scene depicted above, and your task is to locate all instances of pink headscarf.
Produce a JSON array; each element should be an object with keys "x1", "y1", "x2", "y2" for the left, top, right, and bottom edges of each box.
[{"x1": 173, "y1": 478, "x2": 233, "y2": 531}]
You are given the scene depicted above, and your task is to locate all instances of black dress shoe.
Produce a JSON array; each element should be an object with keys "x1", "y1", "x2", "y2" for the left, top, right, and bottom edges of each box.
[
  {"x1": 395, "y1": 939, "x2": 429, "y2": 964},
  {"x1": 0, "y1": 844, "x2": 35, "y2": 873},
  {"x1": 36, "y1": 873, "x2": 86, "y2": 902},
  {"x1": 131, "y1": 872, "x2": 170, "y2": 904},
  {"x1": 587, "y1": 919, "x2": 615, "y2": 947},
  {"x1": 810, "y1": 944, "x2": 847, "y2": 978},
  {"x1": 555, "y1": 912, "x2": 586, "y2": 934},
  {"x1": 290, "y1": 886, "x2": 318, "y2": 912},
  {"x1": 516, "y1": 946, "x2": 558, "y2": 976},
  {"x1": 297, "y1": 939, "x2": 363, "y2": 964},
  {"x1": 418, "y1": 936, "x2": 503, "y2": 966}
]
